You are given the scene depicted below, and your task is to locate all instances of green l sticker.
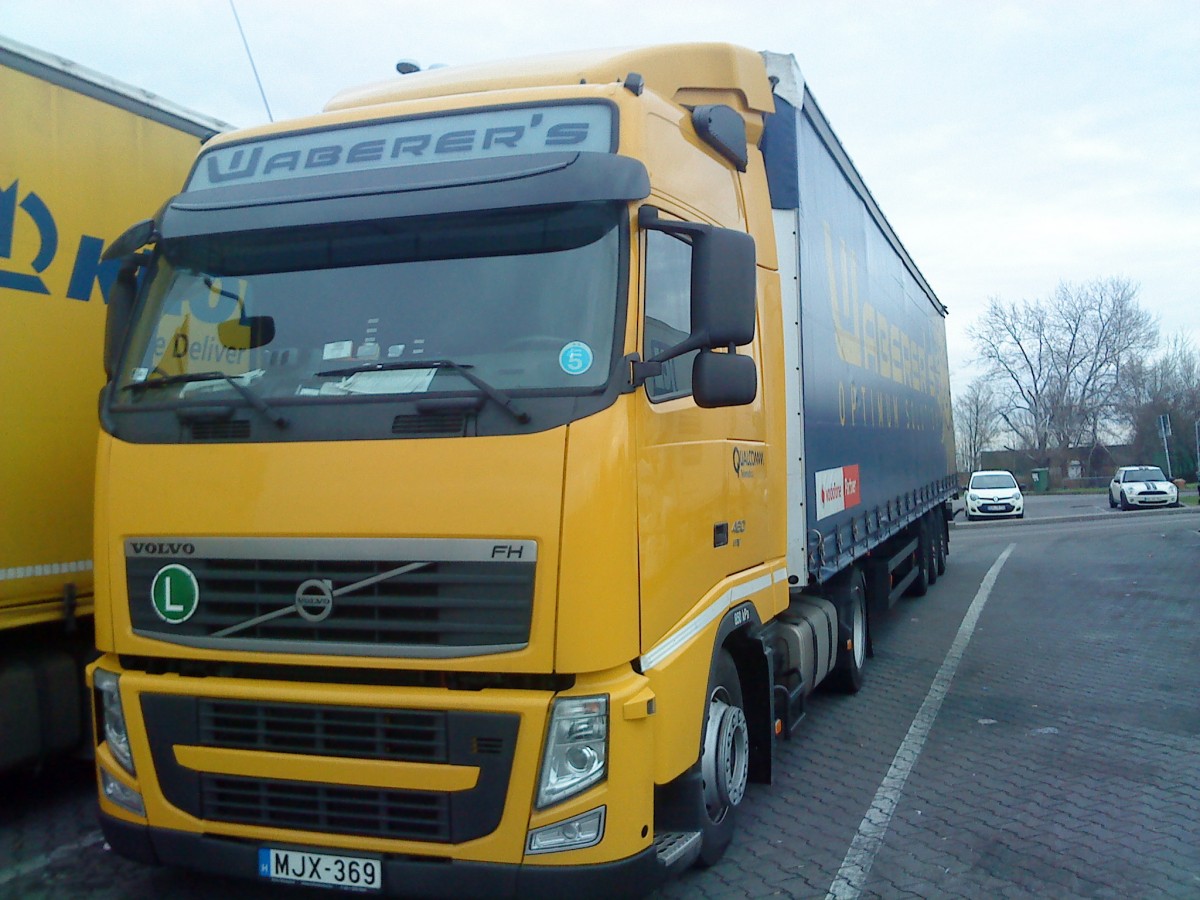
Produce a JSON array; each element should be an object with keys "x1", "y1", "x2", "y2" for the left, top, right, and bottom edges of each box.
[{"x1": 150, "y1": 564, "x2": 199, "y2": 624}]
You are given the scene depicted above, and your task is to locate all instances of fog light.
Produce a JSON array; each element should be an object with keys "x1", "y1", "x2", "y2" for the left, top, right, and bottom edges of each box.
[
  {"x1": 527, "y1": 806, "x2": 605, "y2": 855},
  {"x1": 101, "y1": 768, "x2": 145, "y2": 817}
]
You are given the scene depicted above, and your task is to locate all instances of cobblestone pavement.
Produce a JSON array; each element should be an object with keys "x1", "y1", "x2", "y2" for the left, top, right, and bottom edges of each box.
[{"x1": 3, "y1": 512, "x2": 1198, "y2": 898}]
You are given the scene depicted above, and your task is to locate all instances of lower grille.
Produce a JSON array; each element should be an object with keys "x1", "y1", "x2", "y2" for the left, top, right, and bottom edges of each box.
[
  {"x1": 202, "y1": 775, "x2": 449, "y2": 841},
  {"x1": 201, "y1": 699, "x2": 446, "y2": 760},
  {"x1": 142, "y1": 694, "x2": 519, "y2": 844}
]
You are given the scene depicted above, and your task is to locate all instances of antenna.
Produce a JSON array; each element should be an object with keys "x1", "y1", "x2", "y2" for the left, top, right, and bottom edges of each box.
[{"x1": 229, "y1": 0, "x2": 274, "y2": 122}]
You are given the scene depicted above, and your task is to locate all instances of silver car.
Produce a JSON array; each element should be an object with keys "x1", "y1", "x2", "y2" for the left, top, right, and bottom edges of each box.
[{"x1": 1109, "y1": 466, "x2": 1179, "y2": 509}]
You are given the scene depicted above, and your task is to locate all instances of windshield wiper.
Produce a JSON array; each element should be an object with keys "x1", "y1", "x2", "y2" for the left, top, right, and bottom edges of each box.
[
  {"x1": 315, "y1": 359, "x2": 530, "y2": 424},
  {"x1": 123, "y1": 371, "x2": 288, "y2": 429}
]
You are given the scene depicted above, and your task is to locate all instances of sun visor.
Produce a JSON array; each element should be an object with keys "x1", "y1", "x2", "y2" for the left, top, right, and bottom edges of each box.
[{"x1": 160, "y1": 152, "x2": 650, "y2": 239}]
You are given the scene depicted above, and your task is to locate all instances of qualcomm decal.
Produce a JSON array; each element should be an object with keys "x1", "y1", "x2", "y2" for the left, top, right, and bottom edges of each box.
[
  {"x1": 815, "y1": 464, "x2": 862, "y2": 521},
  {"x1": 0, "y1": 181, "x2": 118, "y2": 301}
]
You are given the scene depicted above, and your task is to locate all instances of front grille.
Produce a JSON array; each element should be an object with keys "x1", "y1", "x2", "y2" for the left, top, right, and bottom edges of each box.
[
  {"x1": 142, "y1": 694, "x2": 519, "y2": 844},
  {"x1": 126, "y1": 538, "x2": 536, "y2": 657}
]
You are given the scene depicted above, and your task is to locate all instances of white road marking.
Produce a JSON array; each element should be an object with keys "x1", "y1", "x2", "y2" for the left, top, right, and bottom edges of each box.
[
  {"x1": 825, "y1": 543, "x2": 1016, "y2": 900},
  {"x1": 0, "y1": 830, "x2": 105, "y2": 889}
]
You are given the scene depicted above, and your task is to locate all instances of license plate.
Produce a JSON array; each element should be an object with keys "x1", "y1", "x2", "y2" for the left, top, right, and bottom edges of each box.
[
  {"x1": 983, "y1": 504, "x2": 1003, "y2": 512},
  {"x1": 259, "y1": 847, "x2": 382, "y2": 891}
]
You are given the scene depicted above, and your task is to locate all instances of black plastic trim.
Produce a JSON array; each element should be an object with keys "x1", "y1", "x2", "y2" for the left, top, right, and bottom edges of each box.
[
  {"x1": 161, "y1": 152, "x2": 649, "y2": 240},
  {"x1": 100, "y1": 812, "x2": 660, "y2": 899}
]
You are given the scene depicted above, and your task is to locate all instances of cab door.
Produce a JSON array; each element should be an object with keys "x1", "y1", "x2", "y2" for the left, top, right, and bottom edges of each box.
[{"x1": 634, "y1": 213, "x2": 772, "y2": 651}]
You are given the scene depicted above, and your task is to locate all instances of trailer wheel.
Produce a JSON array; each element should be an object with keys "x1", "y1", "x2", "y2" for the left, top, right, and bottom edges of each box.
[
  {"x1": 926, "y1": 519, "x2": 940, "y2": 586},
  {"x1": 906, "y1": 523, "x2": 931, "y2": 597},
  {"x1": 829, "y1": 567, "x2": 867, "y2": 694},
  {"x1": 696, "y1": 649, "x2": 748, "y2": 867},
  {"x1": 934, "y1": 516, "x2": 947, "y2": 577}
]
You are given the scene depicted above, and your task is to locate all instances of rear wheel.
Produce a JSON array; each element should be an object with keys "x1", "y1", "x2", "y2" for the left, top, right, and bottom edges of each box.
[
  {"x1": 926, "y1": 517, "x2": 940, "y2": 585},
  {"x1": 906, "y1": 523, "x2": 931, "y2": 597},
  {"x1": 829, "y1": 566, "x2": 867, "y2": 694},
  {"x1": 934, "y1": 517, "x2": 947, "y2": 576},
  {"x1": 696, "y1": 650, "x2": 748, "y2": 867}
]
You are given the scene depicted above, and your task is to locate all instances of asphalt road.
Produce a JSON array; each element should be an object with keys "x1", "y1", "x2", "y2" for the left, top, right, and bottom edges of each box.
[{"x1": 3, "y1": 506, "x2": 1199, "y2": 899}]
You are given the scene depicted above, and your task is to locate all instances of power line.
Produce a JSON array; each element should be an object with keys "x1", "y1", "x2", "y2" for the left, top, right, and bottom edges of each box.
[{"x1": 229, "y1": 0, "x2": 274, "y2": 122}]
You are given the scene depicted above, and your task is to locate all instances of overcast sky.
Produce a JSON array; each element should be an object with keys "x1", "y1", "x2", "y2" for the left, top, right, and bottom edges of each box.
[{"x1": 4, "y1": 0, "x2": 1197, "y2": 390}]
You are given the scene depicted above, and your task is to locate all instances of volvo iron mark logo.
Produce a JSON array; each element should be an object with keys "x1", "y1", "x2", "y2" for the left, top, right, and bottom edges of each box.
[{"x1": 294, "y1": 578, "x2": 335, "y2": 622}]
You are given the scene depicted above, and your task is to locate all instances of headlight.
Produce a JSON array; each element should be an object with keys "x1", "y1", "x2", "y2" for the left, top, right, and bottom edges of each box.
[
  {"x1": 536, "y1": 695, "x2": 608, "y2": 809},
  {"x1": 968, "y1": 493, "x2": 979, "y2": 502},
  {"x1": 94, "y1": 668, "x2": 135, "y2": 775}
]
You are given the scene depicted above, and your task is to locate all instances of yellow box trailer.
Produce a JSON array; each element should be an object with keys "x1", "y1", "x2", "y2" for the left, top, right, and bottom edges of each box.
[
  {"x1": 0, "y1": 34, "x2": 228, "y2": 771},
  {"x1": 90, "y1": 43, "x2": 955, "y2": 896}
]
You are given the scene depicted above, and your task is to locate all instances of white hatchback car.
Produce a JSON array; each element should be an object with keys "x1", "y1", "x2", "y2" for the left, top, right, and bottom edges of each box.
[
  {"x1": 1109, "y1": 466, "x2": 1179, "y2": 510},
  {"x1": 966, "y1": 470, "x2": 1024, "y2": 521}
]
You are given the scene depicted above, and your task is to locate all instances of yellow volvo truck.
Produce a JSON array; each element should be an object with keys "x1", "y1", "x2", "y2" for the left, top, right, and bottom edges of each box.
[
  {"x1": 0, "y1": 35, "x2": 227, "y2": 773},
  {"x1": 91, "y1": 44, "x2": 955, "y2": 896}
]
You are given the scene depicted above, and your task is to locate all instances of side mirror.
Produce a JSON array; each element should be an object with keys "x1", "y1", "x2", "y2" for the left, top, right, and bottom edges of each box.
[
  {"x1": 102, "y1": 218, "x2": 156, "y2": 262},
  {"x1": 693, "y1": 350, "x2": 757, "y2": 408},
  {"x1": 691, "y1": 226, "x2": 756, "y2": 348},
  {"x1": 104, "y1": 260, "x2": 139, "y2": 381},
  {"x1": 634, "y1": 207, "x2": 758, "y2": 407}
]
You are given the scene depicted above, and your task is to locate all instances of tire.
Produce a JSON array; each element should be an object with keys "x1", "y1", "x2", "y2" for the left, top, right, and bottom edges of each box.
[
  {"x1": 829, "y1": 567, "x2": 868, "y2": 694},
  {"x1": 934, "y1": 519, "x2": 947, "y2": 576},
  {"x1": 696, "y1": 650, "x2": 748, "y2": 867},
  {"x1": 925, "y1": 517, "x2": 940, "y2": 586},
  {"x1": 1120, "y1": 491, "x2": 1132, "y2": 511},
  {"x1": 906, "y1": 523, "x2": 931, "y2": 597},
  {"x1": 1108, "y1": 491, "x2": 1116, "y2": 509}
]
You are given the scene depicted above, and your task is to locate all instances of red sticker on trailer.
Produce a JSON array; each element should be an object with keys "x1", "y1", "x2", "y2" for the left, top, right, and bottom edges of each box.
[{"x1": 815, "y1": 465, "x2": 862, "y2": 521}]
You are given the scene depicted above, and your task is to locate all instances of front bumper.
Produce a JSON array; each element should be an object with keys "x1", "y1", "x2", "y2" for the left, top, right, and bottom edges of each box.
[
  {"x1": 1126, "y1": 493, "x2": 1176, "y2": 507},
  {"x1": 91, "y1": 660, "x2": 659, "y2": 894},
  {"x1": 100, "y1": 812, "x2": 659, "y2": 900},
  {"x1": 967, "y1": 500, "x2": 1023, "y2": 518}
]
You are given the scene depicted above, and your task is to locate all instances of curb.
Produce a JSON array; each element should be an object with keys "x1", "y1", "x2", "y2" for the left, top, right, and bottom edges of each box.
[{"x1": 949, "y1": 504, "x2": 1200, "y2": 528}]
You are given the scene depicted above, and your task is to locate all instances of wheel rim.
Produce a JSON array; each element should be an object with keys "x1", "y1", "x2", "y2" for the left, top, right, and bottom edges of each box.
[
  {"x1": 852, "y1": 593, "x2": 866, "y2": 668},
  {"x1": 701, "y1": 692, "x2": 749, "y2": 821}
]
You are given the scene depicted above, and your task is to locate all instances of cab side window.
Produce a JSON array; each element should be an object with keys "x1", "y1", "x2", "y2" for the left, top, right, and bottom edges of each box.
[{"x1": 644, "y1": 229, "x2": 695, "y2": 401}]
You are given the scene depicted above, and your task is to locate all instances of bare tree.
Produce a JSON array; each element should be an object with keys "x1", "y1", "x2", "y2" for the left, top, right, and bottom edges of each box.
[
  {"x1": 954, "y1": 376, "x2": 1000, "y2": 473},
  {"x1": 1117, "y1": 334, "x2": 1200, "y2": 477},
  {"x1": 969, "y1": 278, "x2": 1158, "y2": 464}
]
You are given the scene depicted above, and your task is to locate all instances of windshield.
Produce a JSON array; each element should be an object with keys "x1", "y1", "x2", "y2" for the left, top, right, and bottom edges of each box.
[
  {"x1": 970, "y1": 473, "x2": 1018, "y2": 490},
  {"x1": 1122, "y1": 467, "x2": 1167, "y2": 482},
  {"x1": 115, "y1": 203, "x2": 622, "y2": 404}
]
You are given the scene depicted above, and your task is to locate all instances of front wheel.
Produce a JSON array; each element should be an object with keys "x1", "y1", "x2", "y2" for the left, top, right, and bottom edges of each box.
[
  {"x1": 696, "y1": 650, "x2": 748, "y2": 867},
  {"x1": 1120, "y1": 491, "x2": 1132, "y2": 511},
  {"x1": 829, "y1": 567, "x2": 868, "y2": 694}
]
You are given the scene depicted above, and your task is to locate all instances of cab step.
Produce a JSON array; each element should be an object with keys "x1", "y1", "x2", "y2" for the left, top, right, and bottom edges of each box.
[{"x1": 654, "y1": 830, "x2": 702, "y2": 871}]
